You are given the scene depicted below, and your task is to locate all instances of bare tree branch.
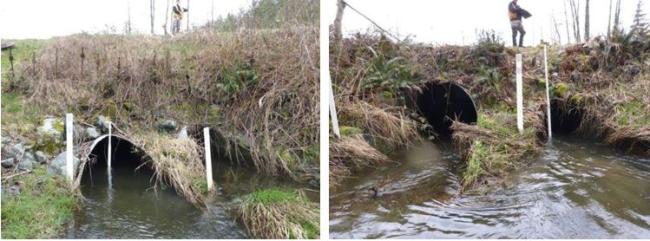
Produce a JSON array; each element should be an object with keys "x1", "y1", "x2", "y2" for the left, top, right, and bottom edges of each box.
[{"x1": 584, "y1": 0, "x2": 590, "y2": 41}]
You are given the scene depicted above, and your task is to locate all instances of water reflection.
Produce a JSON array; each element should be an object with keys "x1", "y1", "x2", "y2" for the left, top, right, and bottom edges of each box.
[{"x1": 330, "y1": 137, "x2": 650, "y2": 238}]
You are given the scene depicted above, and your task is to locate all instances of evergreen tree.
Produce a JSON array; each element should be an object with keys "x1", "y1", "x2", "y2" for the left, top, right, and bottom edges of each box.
[{"x1": 631, "y1": 0, "x2": 649, "y2": 39}]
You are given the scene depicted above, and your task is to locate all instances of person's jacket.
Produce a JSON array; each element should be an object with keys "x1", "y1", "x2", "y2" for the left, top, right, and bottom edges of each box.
[
  {"x1": 508, "y1": 2, "x2": 531, "y2": 21},
  {"x1": 173, "y1": 4, "x2": 188, "y2": 20}
]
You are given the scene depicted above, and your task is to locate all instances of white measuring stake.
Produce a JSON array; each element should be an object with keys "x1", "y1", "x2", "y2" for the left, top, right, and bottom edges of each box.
[
  {"x1": 516, "y1": 54, "x2": 524, "y2": 134},
  {"x1": 329, "y1": 72, "x2": 340, "y2": 138},
  {"x1": 65, "y1": 113, "x2": 74, "y2": 181},
  {"x1": 203, "y1": 127, "x2": 214, "y2": 191},
  {"x1": 107, "y1": 121, "x2": 112, "y2": 168},
  {"x1": 107, "y1": 120, "x2": 112, "y2": 197},
  {"x1": 543, "y1": 45, "x2": 552, "y2": 140}
]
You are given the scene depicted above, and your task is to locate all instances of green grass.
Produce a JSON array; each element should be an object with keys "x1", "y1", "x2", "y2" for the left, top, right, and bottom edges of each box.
[
  {"x1": 461, "y1": 110, "x2": 539, "y2": 189},
  {"x1": 1, "y1": 91, "x2": 23, "y2": 114},
  {"x1": 477, "y1": 111, "x2": 517, "y2": 137},
  {"x1": 2, "y1": 39, "x2": 46, "y2": 137},
  {"x1": 339, "y1": 126, "x2": 363, "y2": 137},
  {"x1": 1, "y1": 167, "x2": 78, "y2": 239},
  {"x1": 615, "y1": 100, "x2": 650, "y2": 128},
  {"x1": 463, "y1": 140, "x2": 486, "y2": 187},
  {"x1": 246, "y1": 188, "x2": 302, "y2": 204},
  {"x1": 2, "y1": 39, "x2": 46, "y2": 83},
  {"x1": 1, "y1": 92, "x2": 42, "y2": 137},
  {"x1": 238, "y1": 188, "x2": 319, "y2": 239}
]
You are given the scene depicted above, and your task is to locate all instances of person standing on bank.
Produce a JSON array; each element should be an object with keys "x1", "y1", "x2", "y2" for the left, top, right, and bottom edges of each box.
[
  {"x1": 172, "y1": 0, "x2": 188, "y2": 35},
  {"x1": 508, "y1": 0, "x2": 532, "y2": 47}
]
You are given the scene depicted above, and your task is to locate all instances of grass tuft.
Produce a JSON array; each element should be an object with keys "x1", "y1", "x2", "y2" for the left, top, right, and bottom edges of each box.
[
  {"x1": 236, "y1": 188, "x2": 319, "y2": 239},
  {"x1": 132, "y1": 132, "x2": 207, "y2": 206},
  {"x1": 329, "y1": 135, "x2": 391, "y2": 187}
]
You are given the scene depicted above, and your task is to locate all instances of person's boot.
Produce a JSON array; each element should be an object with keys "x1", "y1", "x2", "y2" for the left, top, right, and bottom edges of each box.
[
  {"x1": 519, "y1": 34, "x2": 525, "y2": 47},
  {"x1": 512, "y1": 35, "x2": 518, "y2": 47}
]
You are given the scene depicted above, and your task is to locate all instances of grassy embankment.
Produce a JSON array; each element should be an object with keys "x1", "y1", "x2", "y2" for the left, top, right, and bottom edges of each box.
[
  {"x1": 2, "y1": 40, "x2": 81, "y2": 239},
  {"x1": 330, "y1": 30, "x2": 649, "y2": 191},
  {"x1": 3, "y1": 2, "x2": 320, "y2": 238},
  {"x1": 1, "y1": 167, "x2": 77, "y2": 239},
  {"x1": 2, "y1": 40, "x2": 46, "y2": 139}
]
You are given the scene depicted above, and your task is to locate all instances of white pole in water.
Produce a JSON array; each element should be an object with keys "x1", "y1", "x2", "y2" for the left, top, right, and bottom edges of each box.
[
  {"x1": 329, "y1": 71, "x2": 341, "y2": 138},
  {"x1": 107, "y1": 121, "x2": 112, "y2": 168},
  {"x1": 543, "y1": 45, "x2": 553, "y2": 140},
  {"x1": 107, "y1": 121, "x2": 113, "y2": 196},
  {"x1": 65, "y1": 113, "x2": 74, "y2": 181},
  {"x1": 516, "y1": 54, "x2": 524, "y2": 134},
  {"x1": 203, "y1": 127, "x2": 214, "y2": 191}
]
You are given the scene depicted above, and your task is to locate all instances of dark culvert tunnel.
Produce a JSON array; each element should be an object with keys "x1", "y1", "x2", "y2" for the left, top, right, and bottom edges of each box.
[
  {"x1": 407, "y1": 82, "x2": 585, "y2": 139},
  {"x1": 409, "y1": 82, "x2": 478, "y2": 138},
  {"x1": 549, "y1": 98, "x2": 584, "y2": 135},
  {"x1": 71, "y1": 135, "x2": 221, "y2": 239},
  {"x1": 81, "y1": 135, "x2": 154, "y2": 190}
]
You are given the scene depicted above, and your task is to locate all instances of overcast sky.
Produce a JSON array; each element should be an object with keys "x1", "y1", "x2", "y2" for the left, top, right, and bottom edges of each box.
[
  {"x1": 326, "y1": 0, "x2": 649, "y2": 46},
  {"x1": 0, "y1": 0, "x2": 252, "y2": 39},
  {"x1": 1, "y1": 0, "x2": 648, "y2": 44}
]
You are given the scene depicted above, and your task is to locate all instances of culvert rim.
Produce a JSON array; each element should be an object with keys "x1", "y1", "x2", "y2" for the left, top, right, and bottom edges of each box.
[{"x1": 414, "y1": 81, "x2": 478, "y2": 138}]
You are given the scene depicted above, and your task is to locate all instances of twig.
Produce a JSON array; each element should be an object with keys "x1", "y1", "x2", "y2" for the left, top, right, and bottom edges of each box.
[{"x1": 2, "y1": 170, "x2": 31, "y2": 181}]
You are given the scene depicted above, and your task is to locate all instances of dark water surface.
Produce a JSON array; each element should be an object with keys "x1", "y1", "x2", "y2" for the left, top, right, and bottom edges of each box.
[
  {"x1": 330, "y1": 137, "x2": 650, "y2": 238},
  {"x1": 66, "y1": 162, "x2": 247, "y2": 239},
  {"x1": 65, "y1": 144, "x2": 317, "y2": 239}
]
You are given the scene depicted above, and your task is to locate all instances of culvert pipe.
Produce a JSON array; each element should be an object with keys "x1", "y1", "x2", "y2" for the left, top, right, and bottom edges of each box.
[
  {"x1": 549, "y1": 98, "x2": 583, "y2": 135},
  {"x1": 85, "y1": 134, "x2": 147, "y2": 169},
  {"x1": 407, "y1": 82, "x2": 478, "y2": 138}
]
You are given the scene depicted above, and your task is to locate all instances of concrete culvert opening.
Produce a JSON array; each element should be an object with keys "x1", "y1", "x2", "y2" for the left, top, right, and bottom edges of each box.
[
  {"x1": 550, "y1": 98, "x2": 583, "y2": 135},
  {"x1": 415, "y1": 82, "x2": 478, "y2": 138}
]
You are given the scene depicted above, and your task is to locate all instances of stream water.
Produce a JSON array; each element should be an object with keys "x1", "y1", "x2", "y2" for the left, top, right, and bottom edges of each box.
[
  {"x1": 64, "y1": 140, "x2": 316, "y2": 239},
  {"x1": 66, "y1": 160, "x2": 247, "y2": 239},
  {"x1": 330, "y1": 136, "x2": 650, "y2": 238}
]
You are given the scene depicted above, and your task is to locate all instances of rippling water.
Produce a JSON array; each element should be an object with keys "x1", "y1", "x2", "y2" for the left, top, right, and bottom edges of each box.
[{"x1": 330, "y1": 137, "x2": 650, "y2": 238}]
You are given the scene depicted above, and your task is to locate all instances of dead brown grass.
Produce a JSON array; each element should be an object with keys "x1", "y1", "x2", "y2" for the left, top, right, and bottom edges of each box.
[
  {"x1": 14, "y1": 25, "x2": 319, "y2": 180},
  {"x1": 131, "y1": 132, "x2": 206, "y2": 206},
  {"x1": 339, "y1": 100, "x2": 419, "y2": 148},
  {"x1": 329, "y1": 135, "x2": 391, "y2": 187}
]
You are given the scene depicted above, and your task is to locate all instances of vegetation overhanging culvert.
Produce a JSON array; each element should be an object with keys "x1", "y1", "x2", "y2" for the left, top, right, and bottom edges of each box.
[
  {"x1": 330, "y1": 29, "x2": 649, "y2": 192},
  {"x1": 5, "y1": 26, "x2": 319, "y2": 201},
  {"x1": 2, "y1": 1, "x2": 320, "y2": 238}
]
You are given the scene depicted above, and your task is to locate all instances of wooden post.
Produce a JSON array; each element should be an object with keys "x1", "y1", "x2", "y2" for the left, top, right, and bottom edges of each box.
[
  {"x1": 31, "y1": 52, "x2": 36, "y2": 75},
  {"x1": 203, "y1": 127, "x2": 214, "y2": 191},
  {"x1": 516, "y1": 54, "x2": 524, "y2": 134},
  {"x1": 8, "y1": 48, "x2": 14, "y2": 81},
  {"x1": 80, "y1": 47, "x2": 85, "y2": 79},
  {"x1": 65, "y1": 113, "x2": 74, "y2": 181},
  {"x1": 54, "y1": 48, "x2": 59, "y2": 78},
  {"x1": 544, "y1": 46, "x2": 552, "y2": 140}
]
